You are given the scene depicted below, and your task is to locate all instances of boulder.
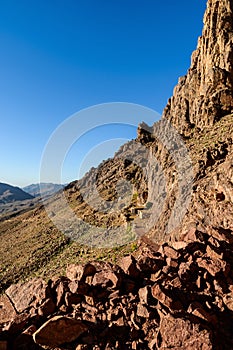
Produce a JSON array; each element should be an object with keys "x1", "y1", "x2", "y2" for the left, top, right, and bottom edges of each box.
[
  {"x1": 66, "y1": 263, "x2": 96, "y2": 281},
  {"x1": 6, "y1": 278, "x2": 50, "y2": 313},
  {"x1": 157, "y1": 314, "x2": 213, "y2": 349},
  {"x1": 118, "y1": 255, "x2": 139, "y2": 278},
  {"x1": 33, "y1": 316, "x2": 88, "y2": 348},
  {"x1": 151, "y1": 284, "x2": 183, "y2": 312},
  {"x1": 0, "y1": 295, "x2": 16, "y2": 325}
]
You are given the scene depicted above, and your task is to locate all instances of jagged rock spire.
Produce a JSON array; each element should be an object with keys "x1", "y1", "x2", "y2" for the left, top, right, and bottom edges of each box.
[{"x1": 163, "y1": 0, "x2": 233, "y2": 135}]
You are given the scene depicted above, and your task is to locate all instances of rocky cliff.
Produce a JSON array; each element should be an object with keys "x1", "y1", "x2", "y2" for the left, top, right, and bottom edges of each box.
[
  {"x1": 163, "y1": 0, "x2": 233, "y2": 135},
  {"x1": 0, "y1": 0, "x2": 233, "y2": 349},
  {"x1": 144, "y1": 0, "x2": 233, "y2": 242}
]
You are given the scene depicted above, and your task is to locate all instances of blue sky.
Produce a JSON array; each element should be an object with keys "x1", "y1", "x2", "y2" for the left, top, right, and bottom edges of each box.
[{"x1": 0, "y1": 0, "x2": 206, "y2": 187}]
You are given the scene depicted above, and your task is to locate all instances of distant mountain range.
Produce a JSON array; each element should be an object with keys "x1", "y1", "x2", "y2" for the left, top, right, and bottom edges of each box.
[
  {"x1": 0, "y1": 182, "x2": 64, "y2": 220},
  {"x1": 23, "y1": 183, "x2": 65, "y2": 198},
  {"x1": 0, "y1": 182, "x2": 34, "y2": 204}
]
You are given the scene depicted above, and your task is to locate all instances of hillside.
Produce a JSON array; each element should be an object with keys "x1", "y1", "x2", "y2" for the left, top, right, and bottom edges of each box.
[
  {"x1": 0, "y1": 0, "x2": 233, "y2": 349},
  {"x1": 0, "y1": 182, "x2": 34, "y2": 204}
]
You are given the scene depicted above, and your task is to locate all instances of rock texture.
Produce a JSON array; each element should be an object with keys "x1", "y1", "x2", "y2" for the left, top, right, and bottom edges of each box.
[
  {"x1": 56, "y1": 0, "x2": 233, "y2": 245},
  {"x1": 2, "y1": 232, "x2": 233, "y2": 349},
  {"x1": 163, "y1": 0, "x2": 233, "y2": 136}
]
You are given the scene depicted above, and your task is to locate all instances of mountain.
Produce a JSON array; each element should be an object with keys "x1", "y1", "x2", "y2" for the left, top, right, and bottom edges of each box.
[
  {"x1": 23, "y1": 183, "x2": 65, "y2": 198},
  {"x1": 163, "y1": 0, "x2": 233, "y2": 136},
  {"x1": 0, "y1": 182, "x2": 34, "y2": 204},
  {"x1": 0, "y1": 0, "x2": 233, "y2": 349}
]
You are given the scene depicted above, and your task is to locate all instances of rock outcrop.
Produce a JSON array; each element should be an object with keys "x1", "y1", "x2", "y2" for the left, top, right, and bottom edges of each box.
[
  {"x1": 58, "y1": 0, "x2": 233, "y2": 245},
  {"x1": 163, "y1": 0, "x2": 233, "y2": 136}
]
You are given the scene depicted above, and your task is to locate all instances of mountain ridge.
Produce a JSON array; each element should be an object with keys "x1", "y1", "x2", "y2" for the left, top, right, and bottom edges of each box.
[
  {"x1": 0, "y1": 0, "x2": 233, "y2": 349},
  {"x1": 0, "y1": 182, "x2": 34, "y2": 204},
  {"x1": 23, "y1": 183, "x2": 65, "y2": 199}
]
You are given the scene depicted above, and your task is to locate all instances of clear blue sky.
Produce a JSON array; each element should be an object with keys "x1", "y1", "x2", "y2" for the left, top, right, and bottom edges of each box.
[{"x1": 0, "y1": 0, "x2": 206, "y2": 187}]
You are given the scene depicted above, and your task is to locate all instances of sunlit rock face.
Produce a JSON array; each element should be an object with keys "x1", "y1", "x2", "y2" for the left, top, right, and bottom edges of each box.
[{"x1": 163, "y1": 0, "x2": 233, "y2": 136}]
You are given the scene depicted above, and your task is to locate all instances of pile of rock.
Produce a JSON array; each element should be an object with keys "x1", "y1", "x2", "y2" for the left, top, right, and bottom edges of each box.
[{"x1": 1, "y1": 227, "x2": 233, "y2": 349}]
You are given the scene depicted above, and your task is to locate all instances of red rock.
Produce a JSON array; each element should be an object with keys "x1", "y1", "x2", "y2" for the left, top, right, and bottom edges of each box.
[
  {"x1": 6, "y1": 312, "x2": 30, "y2": 335},
  {"x1": 13, "y1": 325, "x2": 37, "y2": 350},
  {"x1": 68, "y1": 280, "x2": 89, "y2": 295},
  {"x1": 157, "y1": 314, "x2": 213, "y2": 349},
  {"x1": 137, "y1": 303, "x2": 150, "y2": 318},
  {"x1": 188, "y1": 302, "x2": 218, "y2": 324},
  {"x1": 5, "y1": 278, "x2": 50, "y2": 313},
  {"x1": 148, "y1": 338, "x2": 157, "y2": 350},
  {"x1": 151, "y1": 284, "x2": 183, "y2": 311},
  {"x1": 92, "y1": 270, "x2": 120, "y2": 289},
  {"x1": 159, "y1": 244, "x2": 180, "y2": 260},
  {"x1": 171, "y1": 241, "x2": 189, "y2": 250},
  {"x1": 132, "y1": 340, "x2": 138, "y2": 349},
  {"x1": 107, "y1": 305, "x2": 122, "y2": 322},
  {"x1": 162, "y1": 265, "x2": 171, "y2": 274},
  {"x1": 111, "y1": 316, "x2": 125, "y2": 326},
  {"x1": 65, "y1": 292, "x2": 82, "y2": 307},
  {"x1": 38, "y1": 298, "x2": 56, "y2": 317},
  {"x1": 214, "y1": 296, "x2": 225, "y2": 312},
  {"x1": 137, "y1": 254, "x2": 164, "y2": 273},
  {"x1": 223, "y1": 293, "x2": 233, "y2": 311},
  {"x1": 118, "y1": 255, "x2": 139, "y2": 278},
  {"x1": 181, "y1": 227, "x2": 199, "y2": 242},
  {"x1": 0, "y1": 294, "x2": 17, "y2": 325},
  {"x1": 170, "y1": 277, "x2": 182, "y2": 289},
  {"x1": 33, "y1": 316, "x2": 88, "y2": 348},
  {"x1": 81, "y1": 302, "x2": 98, "y2": 315},
  {"x1": 196, "y1": 275, "x2": 202, "y2": 289},
  {"x1": 150, "y1": 270, "x2": 162, "y2": 282},
  {"x1": 178, "y1": 261, "x2": 196, "y2": 281},
  {"x1": 82, "y1": 312, "x2": 97, "y2": 323},
  {"x1": 66, "y1": 263, "x2": 96, "y2": 281},
  {"x1": 208, "y1": 236, "x2": 221, "y2": 248},
  {"x1": 59, "y1": 304, "x2": 69, "y2": 313},
  {"x1": 166, "y1": 257, "x2": 178, "y2": 268},
  {"x1": 206, "y1": 227, "x2": 233, "y2": 244},
  {"x1": 129, "y1": 311, "x2": 140, "y2": 330},
  {"x1": 197, "y1": 257, "x2": 230, "y2": 277},
  {"x1": 138, "y1": 286, "x2": 150, "y2": 304},
  {"x1": 55, "y1": 279, "x2": 69, "y2": 307},
  {"x1": 206, "y1": 245, "x2": 223, "y2": 260},
  {"x1": 84, "y1": 295, "x2": 95, "y2": 306}
]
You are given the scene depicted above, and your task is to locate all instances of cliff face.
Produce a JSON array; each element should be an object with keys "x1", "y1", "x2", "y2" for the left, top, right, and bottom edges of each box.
[
  {"x1": 139, "y1": 0, "x2": 233, "y2": 242},
  {"x1": 163, "y1": 0, "x2": 233, "y2": 135}
]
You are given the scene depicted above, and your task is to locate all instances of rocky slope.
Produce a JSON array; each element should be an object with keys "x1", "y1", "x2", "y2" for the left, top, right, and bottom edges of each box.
[
  {"x1": 1, "y1": 230, "x2": 233, "y2": 350},
  {"x1": 0, "y1": 0, "x2": 233, "y2": 349},
  {"x1": 51, "y1": 0, "x2": 233, "y2": 244},
  {"x1": 0, "y1": 183, "x2": 38, "y2": 220}
]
